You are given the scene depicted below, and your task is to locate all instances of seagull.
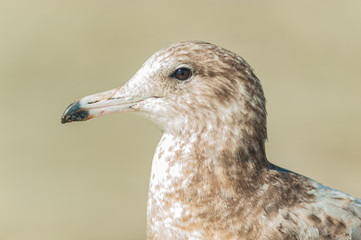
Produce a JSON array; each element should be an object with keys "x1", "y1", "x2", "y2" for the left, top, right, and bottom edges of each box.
[{"x1": 61, "y1": 41, "x2": 361, "y2": 240}]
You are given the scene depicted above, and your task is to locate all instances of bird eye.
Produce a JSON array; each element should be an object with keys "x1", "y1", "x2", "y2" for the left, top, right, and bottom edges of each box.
[{"x1": 173, "y1": 68, "x2": 192, "y2": 81}]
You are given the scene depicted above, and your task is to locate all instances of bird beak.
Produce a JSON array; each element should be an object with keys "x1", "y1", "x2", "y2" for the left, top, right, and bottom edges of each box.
[{"x1": 61, "y1": 87, "x2": 151, "y2": 124}]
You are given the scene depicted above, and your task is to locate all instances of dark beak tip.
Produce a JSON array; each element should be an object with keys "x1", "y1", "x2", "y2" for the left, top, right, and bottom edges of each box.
[
  {"x1": 61, "y1": 117, "x2": 66, "y2": 124},
  {"x1": 60, "y1": 114, "x2": 70, "y2": 124},
  {"x1": 61, "y1": 101, "x2": 89, "y2": 124}
]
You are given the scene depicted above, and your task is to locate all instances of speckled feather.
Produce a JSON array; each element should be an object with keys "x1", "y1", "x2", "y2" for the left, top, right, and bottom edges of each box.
[{"x1": 62, "y1": 41, "x2": 361, "y2": 239}]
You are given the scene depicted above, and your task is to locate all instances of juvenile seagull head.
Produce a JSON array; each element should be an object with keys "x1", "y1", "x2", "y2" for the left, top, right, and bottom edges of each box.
[
  {"x1": 61, "y1": 41, "x2": 361, "y2": 240},
  {"x1": 62, "y1": 41, "x2": 267, "y2": 151}
]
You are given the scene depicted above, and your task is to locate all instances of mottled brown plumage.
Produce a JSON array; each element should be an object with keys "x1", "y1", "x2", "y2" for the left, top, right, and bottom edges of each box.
[{"x1": 61, "y1": 41, "x2": 361, "y2": 239}]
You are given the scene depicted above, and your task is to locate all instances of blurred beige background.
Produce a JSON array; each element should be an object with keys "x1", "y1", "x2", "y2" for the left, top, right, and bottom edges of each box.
[{"x1": 0, "y1": 0, "x2": 360, "y2": 239}]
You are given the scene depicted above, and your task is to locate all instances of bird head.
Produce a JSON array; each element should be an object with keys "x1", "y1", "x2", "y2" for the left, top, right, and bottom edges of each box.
[{"x1": 61, "y1": 41, "x2": 266, "y2": 141}]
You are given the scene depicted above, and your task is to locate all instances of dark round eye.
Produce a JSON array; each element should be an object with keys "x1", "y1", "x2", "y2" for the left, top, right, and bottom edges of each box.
[{"x1": 173, "y1": 68, "x2": 192, "y2": 81}]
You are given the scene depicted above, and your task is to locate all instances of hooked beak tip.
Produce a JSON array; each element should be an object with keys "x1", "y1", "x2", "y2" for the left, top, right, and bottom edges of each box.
[{"x1": 61, "y1": 101, "x2": 90, "y2": 124}]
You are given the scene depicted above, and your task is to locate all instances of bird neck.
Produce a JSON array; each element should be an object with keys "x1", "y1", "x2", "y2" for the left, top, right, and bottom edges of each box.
[{"x1": 147, "y1": 126, "x2": 269, "y2": 238}]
